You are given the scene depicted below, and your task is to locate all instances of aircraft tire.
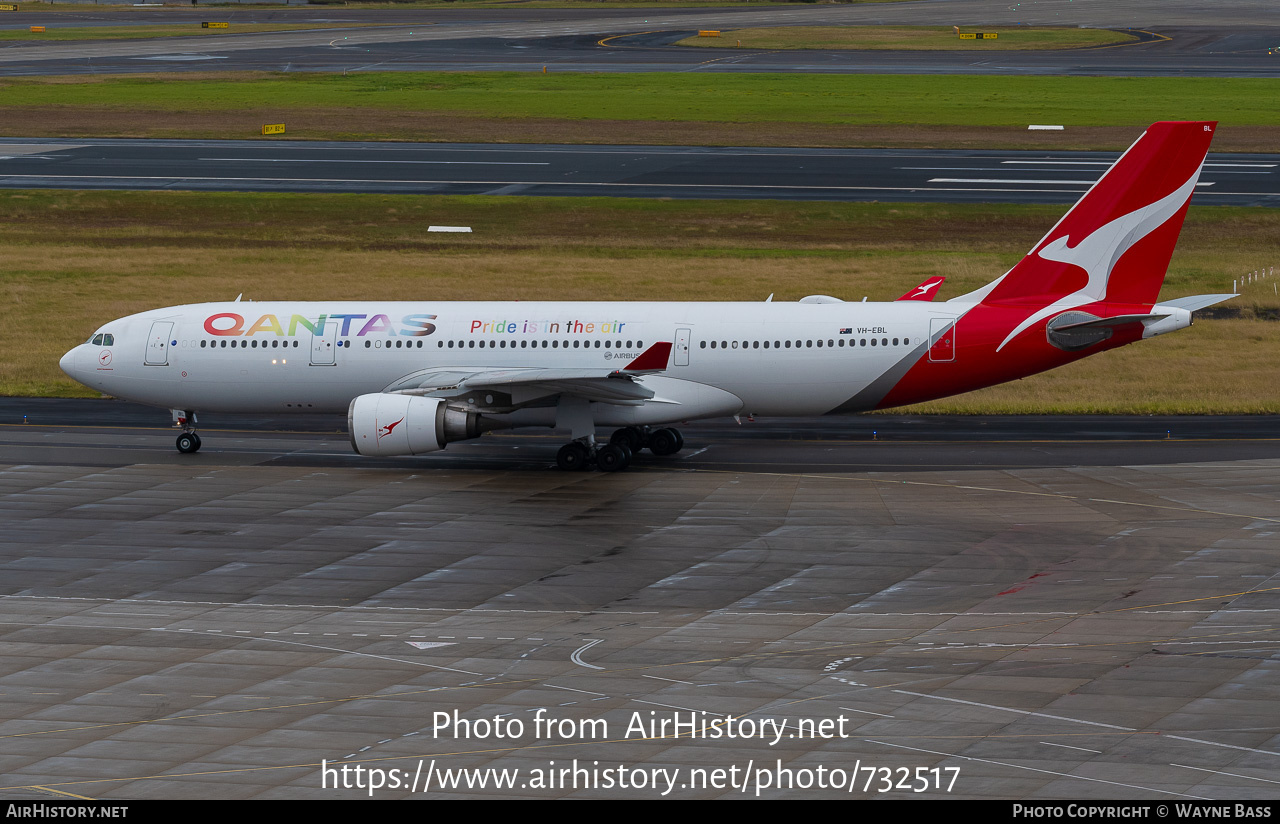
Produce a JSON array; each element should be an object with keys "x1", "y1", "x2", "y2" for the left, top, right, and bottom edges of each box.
[
  {"x1": 556, "y1": 442, "x2": 590, "y2": 471},
  {"x1": 597, "y1": 443, "x2": 631, "y2": 472},
  {"x1": 649, "y1": 428, "x2": 680, "y2": 456}
]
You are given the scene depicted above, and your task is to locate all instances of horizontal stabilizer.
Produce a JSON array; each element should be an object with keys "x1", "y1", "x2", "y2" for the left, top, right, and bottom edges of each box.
[{"x1": 1159, "y1": 293, "x2": 1238, "y2": 312}]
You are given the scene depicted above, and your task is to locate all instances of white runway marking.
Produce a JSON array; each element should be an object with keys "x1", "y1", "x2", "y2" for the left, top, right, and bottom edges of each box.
[
  {"x1": 1041, "y1": 742, "x2": 1103, "y2": 754},
  {"x1": 197, "y1": 157, "x2": 551, "y2": 166},
  {"x1": 1172, "y1": 764, "x2": 1280, "y2": 784},
  {"x1": 892, "y1": 689, "x2": 1135, "y2": 730},
  {"x1": 570, "y1": 638, "x2": 605, "y2": 670},
  {"x1": 929, "y1": 177, "x2": 1216, "y2": 187}
]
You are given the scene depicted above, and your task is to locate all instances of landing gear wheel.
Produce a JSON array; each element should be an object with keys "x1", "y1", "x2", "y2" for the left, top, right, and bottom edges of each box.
[
  {"x1": 610, "y1": 427, "x2": 644, "y2": 452},
  {"x1": 671, "y1": 428, "x2": 684, "y2": 451},
  {"x1": 597, "y1": 443, "x2": 632, "y2": 472},
  {"x1": 649, "y1": 428, "x2": 681, "y2": 456},
  {"x1": 176, "y1": 432, "x2": 201, "y2": 454},
  {"x1": 556, "y1": 441, "x2": 591, "y2": 471}
]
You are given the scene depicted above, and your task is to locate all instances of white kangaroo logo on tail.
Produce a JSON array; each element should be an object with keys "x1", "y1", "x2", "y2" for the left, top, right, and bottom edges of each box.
[{"x1": 996, "y1": 168, "x2": 1202, "y2": 352}]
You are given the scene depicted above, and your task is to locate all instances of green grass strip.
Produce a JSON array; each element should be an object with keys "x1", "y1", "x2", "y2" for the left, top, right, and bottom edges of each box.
[{"x1": 0, "y1": 72, "x2": 1274, "y2": 127}]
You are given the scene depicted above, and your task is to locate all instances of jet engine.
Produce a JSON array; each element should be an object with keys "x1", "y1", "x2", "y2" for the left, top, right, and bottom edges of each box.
[{"x1": 348, "y1": 394, "x2": 489, "y2": 457}]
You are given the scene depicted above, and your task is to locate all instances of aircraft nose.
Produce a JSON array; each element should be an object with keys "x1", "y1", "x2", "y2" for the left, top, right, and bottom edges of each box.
[{"x1": 59, "y1": 346, "x2": 79, "y2": 378}]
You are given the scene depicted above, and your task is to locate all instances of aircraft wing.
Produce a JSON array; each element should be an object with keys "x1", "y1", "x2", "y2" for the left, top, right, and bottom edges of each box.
[
  {"x1": 896, "y1": 276, "x2": 946, "y2": 302},
  {"x1": 381, "y1": 341, "x2": 672, "y2": 411}
]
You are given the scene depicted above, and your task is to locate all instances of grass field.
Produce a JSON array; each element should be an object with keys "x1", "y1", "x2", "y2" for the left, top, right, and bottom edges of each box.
[
  {"x1": 0, "y1": 23, "x2": 394, "y2": 41},
  {"x1": 3, "y1": 190, "x2": 1275, "y2": 411},
  {"x1": 676, "y1": 26, "x2": 1137, "y2": 51},
  {"x1": 0, "y1": 72, "x2": 1275, "y2": 151}
]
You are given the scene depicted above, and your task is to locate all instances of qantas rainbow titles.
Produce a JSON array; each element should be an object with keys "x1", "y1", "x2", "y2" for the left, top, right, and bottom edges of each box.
[{"x1": 61, "y1": 122, "x2": 1234, "y2": 471}]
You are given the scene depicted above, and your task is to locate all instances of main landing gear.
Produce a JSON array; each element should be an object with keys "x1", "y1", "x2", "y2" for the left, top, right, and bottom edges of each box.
[
  {"x1": 555, "y1": 426, "x2": 684, "y2": 473},
  {"x1": 172, "y1": 409, "x2": 201, "y2": 454}
]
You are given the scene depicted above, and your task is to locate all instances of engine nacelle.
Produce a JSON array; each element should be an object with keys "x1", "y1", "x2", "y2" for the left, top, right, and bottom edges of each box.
[{"x1": 348, "y1": 394, "x2": 486, "y2": 457}]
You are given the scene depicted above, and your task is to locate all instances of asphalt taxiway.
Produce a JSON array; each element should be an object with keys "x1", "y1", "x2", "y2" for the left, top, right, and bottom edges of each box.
[
  {"x1": 1, "y1": 400, "x2": 1277, "y2": 798},
  {"x1": 3, "y1": 138, "x2": 1278, "y2": 205},
  {"x1": 0, "y1": 0, "x2": 1277, "y2": 76}
]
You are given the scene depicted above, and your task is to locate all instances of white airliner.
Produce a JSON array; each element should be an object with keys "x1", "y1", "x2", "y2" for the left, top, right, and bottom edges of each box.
[{"x1": 60, "y1": 121, "x2": 1233, "y2": 471}]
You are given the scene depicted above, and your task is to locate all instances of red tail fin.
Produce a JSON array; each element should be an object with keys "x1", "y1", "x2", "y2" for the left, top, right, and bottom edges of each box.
[
  {"x1": 864, "y1": 122, "x2": 1218, "y2": 412},
  {"x1": 979, "y1": 121, "x2": 1215, "y2": 348}
]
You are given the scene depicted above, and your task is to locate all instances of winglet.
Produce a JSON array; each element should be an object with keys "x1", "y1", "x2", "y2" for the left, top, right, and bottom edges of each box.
[
  {"x1": 897, "y1": 276, "x2": 946, "y2": 302},
  {"x1": 622, "y1": 341, "x2": 672, "y2": 372}
]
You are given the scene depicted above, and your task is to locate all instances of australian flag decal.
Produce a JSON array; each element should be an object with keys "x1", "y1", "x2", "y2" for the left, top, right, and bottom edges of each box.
[{"x1": 839, "y1": 327, "x2": 852, "y2": 335}]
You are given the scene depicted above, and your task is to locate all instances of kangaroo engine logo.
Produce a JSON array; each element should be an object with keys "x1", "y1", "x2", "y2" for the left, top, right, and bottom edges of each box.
[{"x1": 378, "y1": 417, "x2": 405, "y2": 441}]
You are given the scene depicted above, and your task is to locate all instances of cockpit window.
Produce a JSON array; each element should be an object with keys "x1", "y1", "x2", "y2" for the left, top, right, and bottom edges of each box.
[
  {"x1": 91, "y1": 334, "x2": 103, "y2": 345},
  {"x1": 102, "y1": 334, "x2": 114, "y2": 346}
]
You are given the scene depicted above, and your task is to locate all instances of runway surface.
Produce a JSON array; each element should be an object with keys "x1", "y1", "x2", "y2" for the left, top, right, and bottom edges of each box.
[
  {"x1": 1, "y1": 399, "x2": 1278, "y2": 798},
  {"x1": 0, "y1": 0, "x2": 1277, "y2": 76},
  {"x1": 3, "y1": 138, "x2": 1278, "y2": 205}
]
